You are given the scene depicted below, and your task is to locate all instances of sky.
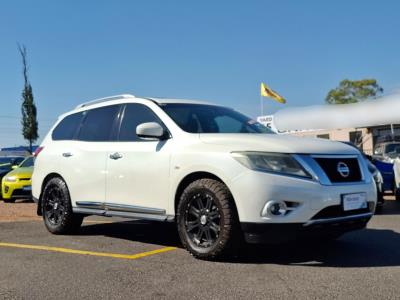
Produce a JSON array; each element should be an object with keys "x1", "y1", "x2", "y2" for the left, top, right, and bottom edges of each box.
[{"x1": 0, "y1": 0, "x2": 400, "y2": 148}]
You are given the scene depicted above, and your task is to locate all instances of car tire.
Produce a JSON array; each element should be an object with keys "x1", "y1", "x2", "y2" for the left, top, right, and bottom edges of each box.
[
  {"x1": 177, "y1": 178, "x2": 241, "y2": 260},
  {"x1": 41, "y1": 177, "x2": 83, "y2": 234},
  {"x1": 395, "y1": 188, "x2": 400, "y2": 202}
]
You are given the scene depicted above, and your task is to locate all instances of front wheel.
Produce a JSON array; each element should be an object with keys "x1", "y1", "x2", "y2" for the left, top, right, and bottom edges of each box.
[
  {"x1": 177, "y1": 179, "x2": 241, "y2": 260},
  {"x1": 42, "y1": 177, "x2": 83, "y2": 234},
  {"x1": 395, "y1": 189, "x2": 400, "y2": 202}
]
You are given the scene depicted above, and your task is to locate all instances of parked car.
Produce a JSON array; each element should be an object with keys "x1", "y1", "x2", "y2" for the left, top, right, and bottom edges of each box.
[
  {"x1": 372, "y1": 141, "x2": 400, "y2": 193},
  {"x1": 341, "y1": 142, "x2": 384, "y2": 210},
  {"x1": 392, "y1": 157, "x2": 400, "y2": 201},
  {"x1": 1, "y1": 156, "x2": 34, "y2": 203},
  {"x1": 32, "y1": 95, "x2": 376, "y2": 260},
  {"x1": 0, "y1": 156, "x2": 25, "y2": 199}
]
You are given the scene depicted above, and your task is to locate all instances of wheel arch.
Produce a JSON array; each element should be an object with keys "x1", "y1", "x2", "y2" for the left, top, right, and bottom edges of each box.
[
  {"x1": 37, "y1": 172, "x2": 65, "y2": 216},
  {"x1": 174, "y1": 171, "x2": 238, "y2": 216}
]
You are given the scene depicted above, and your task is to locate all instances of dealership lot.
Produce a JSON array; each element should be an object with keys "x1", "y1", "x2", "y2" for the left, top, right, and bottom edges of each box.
[{"x1": 0, "y1": 199, "x2": 399, "y2": 300}]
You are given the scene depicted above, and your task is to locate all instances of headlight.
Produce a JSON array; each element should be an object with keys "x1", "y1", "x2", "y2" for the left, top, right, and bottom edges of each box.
[
  {"x1": 4, "y1": 176, "x2": 17, "y2": 182},
  {"x1": 232, "y1": 152, "x2": 311, "y2": 178}
]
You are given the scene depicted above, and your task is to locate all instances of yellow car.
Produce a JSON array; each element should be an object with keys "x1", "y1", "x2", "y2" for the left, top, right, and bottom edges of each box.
[{"x1": 1, "y1": 156, "x2": 34, "y2": 203}]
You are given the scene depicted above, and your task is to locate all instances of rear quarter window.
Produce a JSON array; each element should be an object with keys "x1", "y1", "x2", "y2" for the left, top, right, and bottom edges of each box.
[{"x1": 52, "y1": 112, "x2": 84, "y2": 140}]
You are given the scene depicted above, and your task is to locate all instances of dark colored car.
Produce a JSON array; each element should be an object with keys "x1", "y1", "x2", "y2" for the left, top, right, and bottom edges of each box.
[
  {"x1": 0, "y1": 156, "x2": 25, "y2": 199},
  {"x1": 372, "y1": 142, "x2": 400, "y2": 193}
]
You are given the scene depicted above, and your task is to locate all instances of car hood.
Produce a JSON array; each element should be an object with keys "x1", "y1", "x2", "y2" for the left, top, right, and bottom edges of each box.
[
  {"x1": 5, "y1": 167, "x2": 33, "y2": 179},
  {"x1": 199, "y1": 134, "x2": 359, "y2": 155}
]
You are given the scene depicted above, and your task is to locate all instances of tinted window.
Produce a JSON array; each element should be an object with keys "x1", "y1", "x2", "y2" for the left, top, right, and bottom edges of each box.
[
  {"x1": 161, "y1": 104, "x2": 272, "y2": 134},
  {"x1": 20, "y1": 157, "x2": 34, "y2": 168},
  {"x1": 78, "y1": 105, "x2": 120, "y2": 141},
  {"x1": 385, "y1": 143, "x2": 400, "y2": 155},
  {"x1": 119, "y1": 104, "x2": 165, "y2": 141},
  {"x1": 13, "y1": 157, "x2": 25, "y2": 165},
  {"x1": 0, "y1": 157, "x2": 24, "y2": 167},
  {"x1": 52, "y1": 112, "x2": 84, "y2": 140}
]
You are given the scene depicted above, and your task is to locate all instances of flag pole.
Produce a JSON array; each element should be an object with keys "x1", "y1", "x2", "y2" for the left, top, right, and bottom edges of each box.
[{"x1": 260, "y1": 94, "x2": 264, "y2": 116}]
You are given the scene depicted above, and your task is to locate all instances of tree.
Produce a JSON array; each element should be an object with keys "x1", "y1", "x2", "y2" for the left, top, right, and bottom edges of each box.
[
  {"x1": 18, "y1": 44, "x2": 38, "y2": 153},
  {"x1": 325, "y1": 79, "x2": 383, "y2": 104}
]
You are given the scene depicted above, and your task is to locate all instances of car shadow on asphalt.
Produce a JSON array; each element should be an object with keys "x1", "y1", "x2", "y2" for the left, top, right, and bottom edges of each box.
[
  {"x1": 78, "y1": 221, "x2": 182, "y2": 247},
  {"x1": 231, "y1": 228, "x2": 400, "y2": 267},
  {"x1": 77, "y1": 220, "x2": 400, "y2": 268}
]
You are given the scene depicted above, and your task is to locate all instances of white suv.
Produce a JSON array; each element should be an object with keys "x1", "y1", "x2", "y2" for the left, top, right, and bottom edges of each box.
[{"x1": 32, "y1": 94, "x2": 376, "y2": 259}]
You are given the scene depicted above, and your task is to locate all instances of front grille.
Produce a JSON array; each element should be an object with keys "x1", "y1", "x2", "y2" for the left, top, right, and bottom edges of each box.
[
  {"x1": 11, "y1": 189, "x2": 31, "y2": 198},
  {"x1": 311, "y1": 204, "x2": 372, "y2": 220},
  {"x1": 314, "y1": 157, "x2": 362, "y2": 183}
]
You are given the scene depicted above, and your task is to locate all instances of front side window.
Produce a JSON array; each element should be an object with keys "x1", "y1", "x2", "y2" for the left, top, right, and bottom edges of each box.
[
  {"x1": 160, "y1": 104, "x2": 272, "y2": 134},
  {"x1": 78, "y1": 105, "x2": 121, "y2": 141},
  {"x1": 52, "y1": 112, "x2": 84, "y2": 140},
  {"x1": 118, "y1": 103, "x2": 166, "y2": 141}
]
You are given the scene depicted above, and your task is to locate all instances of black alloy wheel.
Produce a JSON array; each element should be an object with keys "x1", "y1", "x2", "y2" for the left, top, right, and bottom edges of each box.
[
  {"x1": 185, "y1": 191, "x2": 221, "y2": 248},
  {"x1": 42, "y1": 177, "x2": 83, "y2": 234},
  {"x1": 43, "y1": 184, "x2": 66, "y2": 226},
  {"x1": 177, "y1": 178, "x2": 241, "y2": 260}
]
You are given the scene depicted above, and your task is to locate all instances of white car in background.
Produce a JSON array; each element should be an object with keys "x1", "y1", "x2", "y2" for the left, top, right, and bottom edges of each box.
[
  {"x1": 392, "y1": 158, "x2": 400, "y2": 201},
  {"x1": 32, "y1": 95, "x2": 376, "y2": 260}
]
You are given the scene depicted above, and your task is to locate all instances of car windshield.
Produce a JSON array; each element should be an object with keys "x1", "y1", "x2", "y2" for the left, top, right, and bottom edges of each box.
[
  {"x1": 160, "y1": 103, "x2": 272, "y2": 134},
  {"x1": 19, "y1": 157, "x2": 34, "y2": 168}
]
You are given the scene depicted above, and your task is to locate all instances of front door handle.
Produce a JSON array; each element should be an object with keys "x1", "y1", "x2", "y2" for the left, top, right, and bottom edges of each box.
[
  {"x1": 109, "y1": 152, "x2": 123, "y2": 160},
  {"x1": 62, "y1": 152, "x2": 73, "y2": 157}
]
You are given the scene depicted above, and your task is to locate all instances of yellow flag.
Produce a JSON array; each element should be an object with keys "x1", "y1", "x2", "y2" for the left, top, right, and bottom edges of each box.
[{"x1": 260, "y1": 82, "x2": 286, "y2": 104}]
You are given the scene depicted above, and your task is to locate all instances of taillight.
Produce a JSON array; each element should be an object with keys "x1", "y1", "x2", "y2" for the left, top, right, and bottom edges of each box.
[{"x1": 33, "y1": 146, "x2": 44, "y2": 157}]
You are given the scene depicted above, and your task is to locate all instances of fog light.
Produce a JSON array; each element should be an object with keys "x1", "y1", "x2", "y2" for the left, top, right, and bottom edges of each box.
[
  {"x1": 4, "y1": 186, "x2": 9, "y2": 193},
  {"x1": 263, "y1": 200, "x2": 288, "y2": 217}
]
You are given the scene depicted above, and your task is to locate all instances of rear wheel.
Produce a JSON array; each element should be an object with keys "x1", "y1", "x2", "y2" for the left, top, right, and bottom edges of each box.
[
  {"x1": 177, "y1": 178, "x2": 241, "y2": 260},
  {"x1": 42, "y1": 177, "x2": 83, "y2": 234}
]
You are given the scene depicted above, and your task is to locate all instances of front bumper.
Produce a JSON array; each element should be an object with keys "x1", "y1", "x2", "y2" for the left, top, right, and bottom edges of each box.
[
  {"x1": 1, "y1": 181, "x2": 32, "y2": 200},
  {"x1": 241, "y1": 212, "x2": 372, "y2": 244},
  {"x1": 229, "y1": 168, "x2": 376, "y2": 224}
]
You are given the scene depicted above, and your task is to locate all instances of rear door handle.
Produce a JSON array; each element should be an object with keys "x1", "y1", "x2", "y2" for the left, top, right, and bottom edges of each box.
[
  {"x1": 62, "y1": 152, "x2": 73, "y2": 157},
  {"x1": 109, "y1": 152, "x2": 123, "y2": 160}
]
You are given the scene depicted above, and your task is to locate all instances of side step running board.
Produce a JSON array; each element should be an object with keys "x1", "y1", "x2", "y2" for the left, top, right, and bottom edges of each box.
[{"x1": 74, "y1": 202, "x2": 173, "y2": 222}]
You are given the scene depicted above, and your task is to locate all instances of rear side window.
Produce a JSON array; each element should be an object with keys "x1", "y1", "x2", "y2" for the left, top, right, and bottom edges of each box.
[
  {"x1": 52, "y1": 112, "x2": 84, "y2": 140},
  {"x1": 118, "y1": 104, "x2": 166, "y2": 141},
  {"x1": 78, "y1": 105, "x2": 120, "y2": 141}
]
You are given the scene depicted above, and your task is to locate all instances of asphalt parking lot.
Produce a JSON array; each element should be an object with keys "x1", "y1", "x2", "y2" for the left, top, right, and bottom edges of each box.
[{"x1": 0, "y1": 198, "x2": 399, "y2": 300}]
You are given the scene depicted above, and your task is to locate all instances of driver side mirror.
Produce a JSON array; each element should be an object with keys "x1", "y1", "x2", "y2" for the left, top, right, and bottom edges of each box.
[
  {"x1": 11, "y1": 165, "x2": 18, "y2": 170},
  {"x1": 136, "y1": 122, "x2": 168, "y2": 140}
]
